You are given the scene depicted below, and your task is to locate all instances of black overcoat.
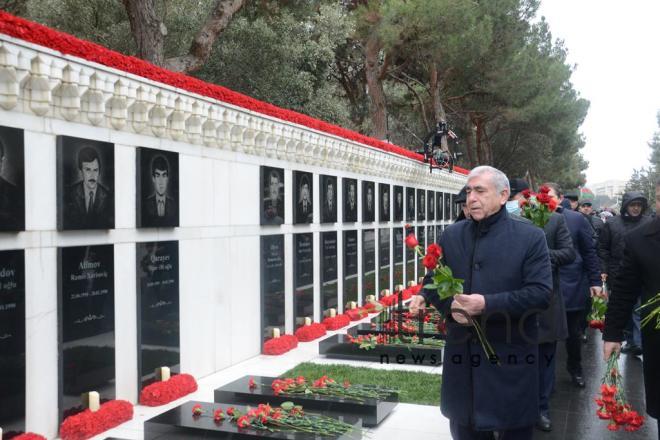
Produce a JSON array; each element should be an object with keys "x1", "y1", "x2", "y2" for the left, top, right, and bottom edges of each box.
[
  {"x1": 423, "y1": 207, "x2": 552, "y2": 430},
  {"x1": 603, "y1": 217, "x2": 660, "y2": 419}
]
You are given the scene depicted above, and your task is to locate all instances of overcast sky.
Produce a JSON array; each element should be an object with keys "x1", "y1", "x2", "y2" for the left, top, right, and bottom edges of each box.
[{"x1": 537, "y1": 0, "x2": 660, "y2": 186}]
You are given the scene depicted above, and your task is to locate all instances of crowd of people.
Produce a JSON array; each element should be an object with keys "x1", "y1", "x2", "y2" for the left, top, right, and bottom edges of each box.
[{"x1": 410, "y1": 166, "x2": 659, "y2": 440}]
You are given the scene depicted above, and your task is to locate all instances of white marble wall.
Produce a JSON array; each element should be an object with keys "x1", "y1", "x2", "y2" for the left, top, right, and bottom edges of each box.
[{"x1": 0, "y1": 34, "x2": 466, "y2": 438}]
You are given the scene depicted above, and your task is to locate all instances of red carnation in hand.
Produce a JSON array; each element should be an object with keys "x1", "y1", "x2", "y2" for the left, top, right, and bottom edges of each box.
[
  {"x1": 538, "y1": 185, "x2": 551, "y2": 194},
  {"x1": 548, "y1": 198, "x2": 558, "y2": 211},
  {"x1": 537, "y1": 193, "x2": 551, "y2": 204},
  {"x1": 422, "y1": 254, "x2": 438, "y2": 270},
  {"x1": 426, "y1": 243, "x2": 442, "y2": 258},
  {"x1": 521, "y1": 189, "x2": 532, "y2": 199},
  {"x1": 405, "y1": 234, "x2": 418, "y2": 249}
]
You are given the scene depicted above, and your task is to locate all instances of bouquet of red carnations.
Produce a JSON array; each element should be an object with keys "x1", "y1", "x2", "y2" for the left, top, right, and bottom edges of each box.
[
  {"x1": 595, "y1": 352, "x2": 644, "y2": 432},
  {"x1": 519, "y1": 185, "x2": 558, "y2": 228},
  {"x1": 587, "y1": 296, "x2": 607, "y2": 331}
]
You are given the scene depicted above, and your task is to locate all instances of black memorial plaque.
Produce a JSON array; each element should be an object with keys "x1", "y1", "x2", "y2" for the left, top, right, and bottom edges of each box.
[
  {"x1": 362, "y1": 229, "x2": 375, "y2": 298},
  {"x1": 436, "y1": 192, "x2": 444, "y2": 221},
  {"x1": 137, "y1": 241, "x2": 180, "y2": 391},
  {"x1": 362, "y1": 181, "x2": 375, "y2": 223},
  {"x1": 405, "y1": 226, "x2": 414, "y2": 284},
  {"x1": 0, "y1": 126, "x2": 25, "y2": 231},
  {"x1": 57, "y1": 136, "x2": 115, "y2": 230},
  {"x1": 136, "y1": 147, "x2": 179, "y2": 228},
  {"x1": 378, "y1": 183, "x2": 390, "y2": 222},
  {"x1": 343, "y1": 230, "x2": 358, "y2": 305},
  {"x1": 427, "y1": 225, "x2": 435, "y2": 246},
  {"x1": 215, "y1": 375, "x2": 397, "y2": 427},
  {"x1": 393, "y1": 185, "x2": 403, "y2": 222},
  {"x1": 321, "y1": 232, "x2": 338, "y2": 315},
  {"x1": 58, "y1": 244, "x2": 115, "y2": 419},
  {"x1": 343, "y1": 178, "x2": 358, "y2": 223},
  {"x1": 393, "y1": 228, "x2": 403, "y2": 287},
  {"x1": 405, "y1": 187, "x2": 415, "y2": 222},
  {"x1": 378, "y1": 229, "x2": 390, "y2": 294},
  {"x1": 261, "y1": 235, "x2": 285, "y2": 344},
  {"x1": 427, "y1": 190, "x2": 435, "y2": 221},
  {"x1": 416, "y1": 189, "x2": 426, "y2": 221},
  {"x1": 416, "y1": 226, "x2": 426, "y2": 280},
  {"x1": 436, "y1": 225, "x2": 443, "y2": 243},
  {"x1": 320, "y1": 175, "x2": 337, "y2": 224},
  {"x1": 260, "y1": 166, "x2": 285, "y2": 225},
  {"x1": 294, "y1": 233, "x2": 314, "y2": 327},
  {"x1": 145, "y1": 400, "x2": 362, "y2": 440},
  {"x1": 0, "y1": 250, "x2": 25, "y2": 434},
  {"x1": 451, "y1": 193, "x2": 457, "y2": 220},
  {"x1": 293, "y1": 171, "x2": 313, "y2": 224},
  {"x1": 444, "y1": 192, "x2": 451, "y2": 221}
]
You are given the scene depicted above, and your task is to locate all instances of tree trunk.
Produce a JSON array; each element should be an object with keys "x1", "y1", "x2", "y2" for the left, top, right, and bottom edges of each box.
[
  {"x1": 429, "y1": 63, "x2": 449, "y2": 152},
  {"x1": 464, "y1": 117, "x2": 477, "y2": 168},
  {"x1": 164, "y1": 0, "x2": 246, "y2": 73},
  {"x1": 123, "y1": 0, "x2": 165, "y2": 66},
  {"x1": 364, "y1": 32, "x2": 387, "y2": 140}
]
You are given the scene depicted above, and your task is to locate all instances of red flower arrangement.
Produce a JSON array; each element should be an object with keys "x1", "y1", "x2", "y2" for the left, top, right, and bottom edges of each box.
[
  {"x1": 346, "y1": 307, "x2": 368, "y2": 321},
  {"x1": 595, "y1": 352, "x2": 644, "y2": 432},
  {"x1": 0, "y1": 12, "x2": 470, "y2": 176},
  {"x1": 519, "y1": 185, "x2": 557, "y2": 228},
  {"x1": 294, "y1": 322, "x2": 327, "y2": 342},
  {"x1": 13, "y1": 434, "x2": 47, "y2": 440},
  {"x1": 139, "y1": 373, "x2": 198, "y2": 406},
  {"x1": 263, "y1": 334, "x2": 298, "y2": 355},
  {"x1": 322, "y1": 314, "x2": 351, "y2": 331},
  {"x1": 362, "y1": 302, "x2": 379, "y2": 313},
  {"x1": 59, "y1": 400, "x2": 133, "y2": 440}
]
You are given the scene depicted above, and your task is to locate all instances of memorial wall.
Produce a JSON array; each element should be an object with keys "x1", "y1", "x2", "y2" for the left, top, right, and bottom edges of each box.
[{"x1": 0, "y1": 26, "x2": 465, "y2": 437}]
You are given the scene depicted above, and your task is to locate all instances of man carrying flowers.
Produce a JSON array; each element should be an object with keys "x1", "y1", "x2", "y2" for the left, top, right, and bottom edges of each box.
[{"x1": 409, "y1": 166, "x2": 552, "y2": 440}]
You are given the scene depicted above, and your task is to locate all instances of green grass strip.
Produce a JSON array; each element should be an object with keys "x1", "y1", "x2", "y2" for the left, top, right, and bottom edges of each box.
[{"x1": 280, "y1": 362, "x2": 441, "y2": 406}]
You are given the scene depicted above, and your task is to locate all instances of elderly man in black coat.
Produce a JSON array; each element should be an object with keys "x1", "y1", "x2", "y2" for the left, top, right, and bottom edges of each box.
[
  {"x1": 603, "y1": 178, "x2": 660, "y2": 439},
  {"x1": 411, "y1": 166, "x2": 552, "y2": 440}
]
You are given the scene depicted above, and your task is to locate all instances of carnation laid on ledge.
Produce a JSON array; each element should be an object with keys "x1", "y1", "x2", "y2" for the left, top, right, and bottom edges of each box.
[
  {"x1": 322, "y1": 314, "x2": 351, "y2": 331},
  {"x1": 59, "y1": 399, "x2": 133, "y2": 440},
  {"x1": 139, "y1": 373, "x2": 198, "y2": 406},
  {"x1": 263, "y1": 334, "x2": 298, "y2": 355},
  {"x1": 294, "y1": 322, "x2": 327, "y2": 342},
  {"x1": 9, "y1": 433, "x2": 47, "y2": 440}
]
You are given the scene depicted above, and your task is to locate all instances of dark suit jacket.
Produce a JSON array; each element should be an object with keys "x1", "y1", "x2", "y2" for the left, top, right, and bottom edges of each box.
[
  {"x1": 64, "y1": 181, "x2": 113, "y2": 229},
  {"x1": 262, "y1": 198, "x2": 284, "y2": 225},
  {"x1": 604, "y1": 217, "x2": 660, "y2": 418},
  {"x1": 296, "y1": 200, "x2": 313, "y2": 223},
  {"x1": 142, "y1": 194, "x2": 178, "y2": 227},
  {"x1": 322, "y1": 201, "x2": 336, "y2": 223}
]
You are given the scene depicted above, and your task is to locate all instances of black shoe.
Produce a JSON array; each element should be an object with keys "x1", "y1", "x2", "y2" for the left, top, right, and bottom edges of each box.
[
  {"x1": 571, "y1": 374, "x2": 585, "y2": 388},
  {"x1": 536, "y1": 414, "x2": 552, "y2": 432}
]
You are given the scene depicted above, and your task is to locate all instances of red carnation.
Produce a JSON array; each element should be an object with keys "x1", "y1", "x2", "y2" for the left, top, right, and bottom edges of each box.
[
  {"x1": 140, "y1": 374, "x2": 198, "y2": 406},
  {"x1": 549, "y1": 198, "x2": 558, "y2": 211},
  {"x1": 422, "y1": 254, "x2": 438, "y2": 270},
  {"x1": 236, "y1": 415, "x2": 251, "y2": 428},
  {"x1": 214, "y1": 408, "x2": 225, "y2": 422},
  {"x1": 192, "y1": 404, "x2": 203, "y2": 416},
  {"x1": 537, "y1": 193, "x2": 551, "y2": 204},
  {"x1": 426, "y1": 243, "x2": 442, "y2": 258},
  {"x1": 248, "y1": 377, "x2": 257, "y2": 389},
  {"x1": 405, "y1": 233, "x2": 419, "y2": 249},
  {"x1": 521, "y1": 189, "x2": 532, "y2": 198},
  {"x1": 538, "y1": 185, "x2": 551, "y2": 194}
]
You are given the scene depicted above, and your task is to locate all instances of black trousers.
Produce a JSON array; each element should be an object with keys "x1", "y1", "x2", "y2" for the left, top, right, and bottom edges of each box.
[
  {"x1": 538, "y1": 342, "x2": 557, "y2": 415},
  {"x1": 565, "y1": 310, "x2": 583, "y2": 376},
  {"x1": 450, "y1": 420, "x2": 534, "y2": 440}
]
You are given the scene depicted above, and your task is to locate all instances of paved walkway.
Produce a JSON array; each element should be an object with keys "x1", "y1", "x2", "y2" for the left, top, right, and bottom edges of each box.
[{"x1": 96, "y1": 322, "x2": 656, "y2": 440}]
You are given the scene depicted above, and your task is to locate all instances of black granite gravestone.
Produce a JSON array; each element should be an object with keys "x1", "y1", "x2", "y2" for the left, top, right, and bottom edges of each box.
[
  {"x1": 427, "y1": 225, "x2": 435, "y2": 246},
  {"x1": 362, "y1": 181, "x2": 375, "y2": 222},
  {"x1": 294, "y1": 233, "x2": 314, "y2": 327},
  {"x1": 393, "y1": 228, "x2": 404, "y2": 287},
  {"x1": 57, "y1": 136, "x2": 115, "y2": 230},
  {"x1": 404, "y1": 226, "x2": 414, "y2": 285},
  {"x1": 260, "y1": 167, "x2": 285, "y2": 226},
  {"x1": 214, "y1": 376, "x2": 397, "y2": 427},
  {"x1": 58, "y1": 244, "x2": 115, "y2": 419},
  {"x1": 362, "y1": 229, "x2": 375, "y2": 298},
  {"x1": 378, "y1": 183, "x2": 390, "y2": 222},
  {"x1": 427, "y1": 190, "x2": 435, "y2": 221},
  {"x1": 436, "y1": 192, "x2": 444, "y2": 222},
  {"x1": 293, "y1": 171, "x2": 313, "y2": 224},
  {"x1": 136, "y1": 241, "x2": 180, "y2": 392},
  {"x1": 416, "y1": 189, "x2": 426, "y2": 221},
  {"x1": 320, "y1": 175, "x2": 337, "y2": 224},
  {"x1": 144, "y1": 401, "x2": 362, "y2": 439},
  {"x1": 0, "y1": 126, "x2": 25, "y2": 231},
  {"x1": 0, "y1": 250, "x2": 25, "y2": 434},
  {"x1": 136, "y1": 148, "x2": 179, "y2": 228},
  {"x1": 416, "y1": 226, "x2": 426, "y2": 280},
  {"x1": 260, "y1": 235, "x2": 285, "y2": 345},
  {"x1": 343, "y1": 230, "x2": 358, "y2": 305},
  {"x1": 436, "y1": 225, "x2": 443, "y2": 242},
  {"x1": 444, "y1": 192, "x2": 451, "y2": 221},
  {"x1": 405, "y1": 187, "x2": 415, "y2": 222},
  {"x1": 378, "y1": 229, "x2": 390, "y2": 294},
  {"x1": 343, "y1": 178, "x2": 358, "y2": 223},
  {"x1": 321, "y1": 232, "x2": 338, "y2": 315},
  {"x1": 450, "y1": 193, "x2": 457, "y2": 220},
  {"x1": 393, "y1": 185, "x2": 403, "y2": 222}
]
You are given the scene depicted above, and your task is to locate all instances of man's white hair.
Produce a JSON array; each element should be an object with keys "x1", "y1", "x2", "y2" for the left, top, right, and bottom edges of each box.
[{"x1": 467, "y1": 166, "x2": 510, "y2": 194}]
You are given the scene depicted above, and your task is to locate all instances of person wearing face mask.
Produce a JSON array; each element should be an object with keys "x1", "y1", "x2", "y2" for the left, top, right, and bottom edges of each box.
[
  {"x1": 598, "y1": 191, "x2": 652, "y2": 356},
  {"x1": 505, "y1": 178, "x2": 529, "y2": 216}
]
